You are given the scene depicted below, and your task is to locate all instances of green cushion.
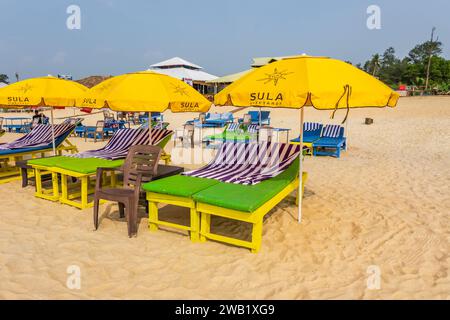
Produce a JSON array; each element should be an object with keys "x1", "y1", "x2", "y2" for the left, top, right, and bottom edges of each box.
[
  {"x1": 204, "y1": 132, "x2": 254, "y2": 142},
  {"x1": 28, "y1": 156, "x2": 73, "y2": 167},
  {"x1": 54, "y1": 158, "x2": 124, "y2": 174},
  {"x1": 142, "y1": 175, "x2": 219, "y2": 197},
  {"x1": 192, "y1": 159, "x2": 299, "y2": 212},
  {"x1": 28, "y1": 156, "x2": 123, "y2": 174}
]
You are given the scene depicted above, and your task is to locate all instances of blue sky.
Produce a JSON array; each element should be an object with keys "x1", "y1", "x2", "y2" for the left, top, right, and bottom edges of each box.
[{"x1": 0, "y1": 0, "x2": 449, "y2": 80}]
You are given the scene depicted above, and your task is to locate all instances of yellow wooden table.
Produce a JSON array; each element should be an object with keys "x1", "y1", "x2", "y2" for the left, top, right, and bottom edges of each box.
[{"x1": 290, "y1": 141, "x2": 313, "y2": 156}]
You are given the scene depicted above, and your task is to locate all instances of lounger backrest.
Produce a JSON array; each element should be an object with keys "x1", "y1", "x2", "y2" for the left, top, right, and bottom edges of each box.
[
  {"x1": 248, "y1": 111, "x2": 259, "y2": 122},
  {"x1": 247, "y1": 124, "x2": 259, "y2": 133},
  {"x1": 226, "y1": 123, "x2": 240, "y2": 132},
  {"x1": 303, "y1": 122, "x2": 323, "y2": 137},
  {"x1": 322, "y1": 125, "x2": 344, "y2": 138},
  {"x1": 183, "y1": 141, "x2": 301, "y2": 185},
  {"x1": 303, "y1": 122, "x2": 322, "y2": 132},
  {"x1": 72, "y1": 128, "x2": 173, "y2": 160},
  {"x1": 248, "y1": 111, "x2": 270, "y2": 123},
  {"x1": 152, "y1": 122, "x2": 169, "y2": 130},
  {"x1": 260, "y1": 111, "x2": 270, "y2": 121},
  {"x1": 0, "y1": 123, "x2": 76, "y2": 150}
]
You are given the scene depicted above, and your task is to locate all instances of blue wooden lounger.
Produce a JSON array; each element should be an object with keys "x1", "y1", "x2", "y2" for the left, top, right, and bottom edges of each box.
[
  {"x1": 290, "y1": 122, "x2": 323, "y2": 144},
  {"x1": 239, "y1": 111, "x2": 270, "y2": 125},
  {"x1": 313, "y1": 124, "x2": 346, "y2": 158},
  {"x1": 187, "y1": 112, "x2": 234, "y2": 128}
]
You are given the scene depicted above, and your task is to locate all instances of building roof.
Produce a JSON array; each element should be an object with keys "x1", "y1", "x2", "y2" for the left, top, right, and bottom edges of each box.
[
  {"x1": 150, "y1": 57, "x2": 202, "y2": 70},
  {"x1": 149, "y1": 67, "x2": 218, "y2": 82},
  {"x1": 148, "y1": 57, "x2": 217, "y2": 82},
  {"x1": 206, "y1": 69, "x2": 252, "y2": 84}
]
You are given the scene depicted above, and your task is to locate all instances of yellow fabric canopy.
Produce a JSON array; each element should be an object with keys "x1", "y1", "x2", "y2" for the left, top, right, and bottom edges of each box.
[
  {"x1": 0, "y1": 76, "x2": 88, "y2": 108},
  {"x1": 214, "y1": 56, "x2": 399, "y2": 109},
  {"x1": 76, "y1": 71, "x2": 212, "y2": 113}
]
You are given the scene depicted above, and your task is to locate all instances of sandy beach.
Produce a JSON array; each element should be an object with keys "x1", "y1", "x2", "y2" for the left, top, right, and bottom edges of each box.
[{"x1": 0, "y1": 96, "x2": 449, "y2": 299}]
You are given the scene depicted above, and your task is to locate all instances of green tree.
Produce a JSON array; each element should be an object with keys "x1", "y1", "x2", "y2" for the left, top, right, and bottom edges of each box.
[
  {"x1": 378, "y1": 47, "x2": 404, "y2": 85},
  {"x1": 0, "y1": 74, "x2": 9, "y2": 84},
  {"x1": 408, "y1": 40, "x2": 442, "y2": 64},
  {"x1": 369, "y1": 54, "x2": 381, "y2": 76}
]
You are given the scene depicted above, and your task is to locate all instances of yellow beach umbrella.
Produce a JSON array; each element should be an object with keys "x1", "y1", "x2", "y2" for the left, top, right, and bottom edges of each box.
[
  {"x1": 0, "y1": 76, "x2": 88, "y2": 154},
  {"x1": 214, "y1": 55, "x2": 400, "y2": 222},
  {"x1": 76, "y1": 71, "x2": 212, "y2": 142}
]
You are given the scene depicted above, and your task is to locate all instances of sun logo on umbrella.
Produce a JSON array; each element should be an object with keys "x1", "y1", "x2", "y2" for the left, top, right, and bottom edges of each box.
[
  {"x1": 257, "y1": 68, "x2": 293, "y2": 86},
  {"x1": 15, "y1": 83, "x2": 33, "y2": 94},
  {"x1": 172, "y1": 84, "x2": 189, "y2": 96}
]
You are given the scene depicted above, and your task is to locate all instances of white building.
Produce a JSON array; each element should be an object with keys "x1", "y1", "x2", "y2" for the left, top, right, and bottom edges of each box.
[{"x1": 148, "y1": 57, "x2": 217, "y2": 94}]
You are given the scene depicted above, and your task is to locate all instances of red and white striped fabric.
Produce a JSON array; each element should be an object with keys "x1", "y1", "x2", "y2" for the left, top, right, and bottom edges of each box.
[
  {"x1": 72, "y1": 128, "x2": 173, "y2": 160},
  {"x1": 0, "y1": 124, "x2": 75, "y2": 150},
  {"x1": 183, "y1": 141, "x2": 300, "y2": 185}
]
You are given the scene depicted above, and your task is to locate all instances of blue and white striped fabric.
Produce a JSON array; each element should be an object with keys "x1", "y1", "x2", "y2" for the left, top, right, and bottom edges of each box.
[
  {"x1": 0, "y1": 123, "x2": 75, "y2": 150},
  {"x1": 153, "y1": 122, "x2": 165, "y2": 130},
  {"x1": 226, "y1": 123, "x2": 240, "y2": 132},
  {"x1": 71, "y1": 128, "x2": 173, "y2": 160},
  {"x1": 322, "y1": 125, "x2": 342, "y2": 138},
  {"x1": 183, "y1": 141, "x2": 300, "y2": 185},
  {"x1": 247, "y1": 124, "x2": 259, "y2": 133},
  {"x1": 303, "y1": 122, "x2": 322, "y2": 131}
]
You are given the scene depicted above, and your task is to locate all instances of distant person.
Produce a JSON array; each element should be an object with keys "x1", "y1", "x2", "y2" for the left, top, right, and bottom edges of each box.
[{"x1": 31, "y1": 110, "x2": 44, "y2": 128}]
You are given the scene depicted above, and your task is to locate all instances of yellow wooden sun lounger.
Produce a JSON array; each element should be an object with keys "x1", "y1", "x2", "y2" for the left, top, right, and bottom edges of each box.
[
  {"x1": 30, "y1": 157, "x2": 122, "y2": 209},
  {"x1": 195, "y1": 172, "x2": 307, "y2": 253},
  {"x1": 143, "y1": 160, "x2": 307, "y2": 253},
  {"x1": 0, "y1": 139, "x2": 77, "y2": 184}
]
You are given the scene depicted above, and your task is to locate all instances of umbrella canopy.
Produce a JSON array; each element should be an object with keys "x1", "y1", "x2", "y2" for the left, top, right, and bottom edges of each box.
[
  {"x1": 0, "y1": 76, "x2": 88, "y2": 154},
  {"x1": 0, "y1": 76, "x2": 88, "y2": 108},
  {"x1": 76, "y1": 71, "x2": 211, "y2": 113},
  {"x1": 215, "y1": 55, "x2": 399, "y2": 110},
  {"x1": 214, "y1": 55, "x2": 399, "y2": 223}
]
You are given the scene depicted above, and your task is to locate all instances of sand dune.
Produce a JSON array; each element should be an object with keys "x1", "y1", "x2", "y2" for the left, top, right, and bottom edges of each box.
[{"x1": 0, "y1": 96, "x2": 449, "y2": 299}]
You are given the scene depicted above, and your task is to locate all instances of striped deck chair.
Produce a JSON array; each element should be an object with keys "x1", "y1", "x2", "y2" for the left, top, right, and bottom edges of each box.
[
  {"x1": 226, "y1": 123, "x2": 240, "y2": 132},
  {"x1": 72, "y1": 128, "x2": 172, "y2": 160},
  {"x1": 247, "y1": 124, "x2": 259, "y2": 133},
  {"x1": 290, "y1": 122, "x2": 323, "y2": 144},
  {"x1": 0, "y1": 123, "x2": 78, "y2": 183},
  {"x1": 143, "y1": 142, "x2": 308, "y2": 252},
  {"x1": 312, "y1": 124, "x2": 346, "y2": 158},
  {"x1": 29, "y1": 128, "x2": 174, "y2": 209},
  {"x1": 183, "y1": 141, "x2": 300, "y2": 185},
  {"x1": 0, "y1": 123, "x2": 76, "y2": 151}
]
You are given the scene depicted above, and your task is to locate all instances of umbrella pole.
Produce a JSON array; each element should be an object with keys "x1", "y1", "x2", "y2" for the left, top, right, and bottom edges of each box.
[
  {"x1": 148, "y1": 112, "x2": 152, "y2": 144},
  {"x1": 259, "y1": 107, "x2": 262, "y2": 126},
  {"x1": 258, "y1": 107, "x2": 262, "y2": 142},
  {"x1": 298, "y1": 107, "x2": 304, "y2": 223},
  {"x1": 50, "y1": 107, "x2": 56, "y2": 155}
]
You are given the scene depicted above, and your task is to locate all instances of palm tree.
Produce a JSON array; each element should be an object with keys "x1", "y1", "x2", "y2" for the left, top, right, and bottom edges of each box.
[
  {"x1": 425, "y1": 27, "x2": 440, "y2": 91},
  {"x1": 370, "y1": 54, "x2": 381, "y2": 76}
]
